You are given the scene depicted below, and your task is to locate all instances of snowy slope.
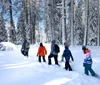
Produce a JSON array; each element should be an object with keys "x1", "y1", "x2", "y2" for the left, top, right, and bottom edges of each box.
[{"x1": 0, "y1": 43, "x2": 100, "y2": 85}]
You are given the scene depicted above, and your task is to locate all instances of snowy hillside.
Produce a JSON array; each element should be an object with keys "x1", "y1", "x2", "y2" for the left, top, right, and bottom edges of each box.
[{"x1": 0, "y1": 43, "x2": 100, "y2": 85}]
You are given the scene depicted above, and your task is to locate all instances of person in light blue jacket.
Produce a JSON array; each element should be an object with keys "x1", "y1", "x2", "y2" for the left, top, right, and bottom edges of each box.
[{"x1": 82, "y1": 46, "x2": 97, "y2": 76}]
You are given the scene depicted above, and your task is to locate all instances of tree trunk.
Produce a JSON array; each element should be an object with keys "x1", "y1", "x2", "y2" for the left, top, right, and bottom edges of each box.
[
  {"x1": 70, "y1": 0, "x2": 74, "y2": 46},
  {"x1": 9, "y1": 0, "x2": 15, "y2": 28},
  {"x1": 84, "y1": 0, "x2": 89, "y2": 46},
  {"x1": 9, "y1": 0, "x2": 16, "y2": 43},
  {"x1": 97, "y1": 0, "x2": 100, "y2": 46}
]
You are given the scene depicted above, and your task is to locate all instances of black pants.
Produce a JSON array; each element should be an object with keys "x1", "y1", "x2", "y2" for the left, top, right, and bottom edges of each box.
[
  {"x1": 65, "y1": 61, "x2": 72, "y2": 71},
  {"x1": 21, "y1": 50, "x2": 28, "y2": 57},
  {"x1": 48, "y1": 54, "x2": 58, "y2": 65},
  {"x1": 38, "y1": 56, "x2": 46, "y2": 62}
]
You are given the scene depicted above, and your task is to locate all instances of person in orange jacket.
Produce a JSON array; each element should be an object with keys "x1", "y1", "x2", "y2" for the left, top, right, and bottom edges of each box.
[{"x1": 37, "y1": 43, "x2": 47, "y2": 62}]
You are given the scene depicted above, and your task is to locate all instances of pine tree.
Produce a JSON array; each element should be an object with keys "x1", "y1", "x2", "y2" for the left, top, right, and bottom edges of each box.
[
  {"x1": 16, "y1": 12, "x2": 26, "y2": 44},
  {"x1": 0, "y1": 13, "x2": 8, "y2": 42},
  {"x1": 9, "y1": 0, "x2": 16, "y2": 43},
  {"x1": 74, "y1": 0, "x2": 84, "y2": 45}
]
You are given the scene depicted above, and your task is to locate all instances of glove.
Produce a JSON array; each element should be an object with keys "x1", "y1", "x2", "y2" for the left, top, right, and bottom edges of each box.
[{"x1": 83, "y1": 63, "x2": 86, "y2": 67}]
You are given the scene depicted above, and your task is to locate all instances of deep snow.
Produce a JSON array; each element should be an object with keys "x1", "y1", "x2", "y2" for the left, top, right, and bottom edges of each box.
[{"x1": 0, "y1": 42, "x2": 100, "y2": 85}]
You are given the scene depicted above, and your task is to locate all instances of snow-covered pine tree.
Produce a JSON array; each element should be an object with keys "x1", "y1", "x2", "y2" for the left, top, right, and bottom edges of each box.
[
  {"x1": 16, "y1": 0, "x2": 45, "y2": 44},
  {"x1": 16, "y1": 12, "x2": 26, "y2": 44},
  {"x1": 74, "y1": 0, "x2": 84, "y2": 45},
  {"x1": 9, "y1": 0, "x2": 16, "y2": 43},
  {"x1": 44, "y1": 0, "x2": 63, "y2": 44},
  {"x1": 87, "y1": 0, "x2": 99, "y2": 45},
  {"x1": 0, "y1": 13, "x2": 8, "y2": 42},
  {"x1": 44, "y1": 0, "x2": 52, "y2": 42}
]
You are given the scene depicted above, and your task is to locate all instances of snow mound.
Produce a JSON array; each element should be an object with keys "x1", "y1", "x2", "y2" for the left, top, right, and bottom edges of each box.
[{"x1": 0, "y1": 42, "x2": 16, "y2": 51}]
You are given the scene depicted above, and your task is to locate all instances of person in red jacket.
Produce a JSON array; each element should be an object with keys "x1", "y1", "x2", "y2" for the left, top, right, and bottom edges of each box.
[{"x1": 37, "y1": 43, "x2": 47, "y2": 62}]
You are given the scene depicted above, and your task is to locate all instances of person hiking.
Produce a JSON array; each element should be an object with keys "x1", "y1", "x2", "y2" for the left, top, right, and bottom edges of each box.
[
  {"x1": 62, "y1": 45, "x2": 74, "y2": 71},
  {"x1": 37, "y1": 43, "x2": 47, "y2": 62},
  {"x1": 61, "y1": 42, "x2": 69, "y2": 62},
  {"x1": 21, "y1": 40, "x2": 30, "y2": 57},
  {"x1": 82, "y1": 46, "x2": 98, "y2": 77},
  {"x1": 48, "y1": 40, "x2": 60, "y2": 65}
]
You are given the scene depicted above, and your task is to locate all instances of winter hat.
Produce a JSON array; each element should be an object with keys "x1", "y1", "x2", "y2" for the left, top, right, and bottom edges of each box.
[
  {"x1": 51, "y1": 40, "x2": 56, "y2": 44},
  {"x1": 64, "y1": 42, "x2": 70, "y2": 47},
  {"x1": 82, "y1": 45, "x2": 87, "y2": 50},
  {"x1": 64, "y1": 42, "x2": 68, "y2": 46}
]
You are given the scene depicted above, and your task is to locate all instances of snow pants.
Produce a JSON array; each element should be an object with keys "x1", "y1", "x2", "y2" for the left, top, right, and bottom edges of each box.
[
  {"x1": 48, "y1": 54, "x2": 58, "y2": 65},
  {"x1": 21, "y1": 50, "x2": 29, "y2": 57},
  {"x1": 84, "y1": 64, "x2": 96, "y2": 76},
  {"x1": 65, "y1": 61, "x2": 72, "y2": 71},
  {"x1": 38, "y1": 56, "x2": 46, "y2": 62}
]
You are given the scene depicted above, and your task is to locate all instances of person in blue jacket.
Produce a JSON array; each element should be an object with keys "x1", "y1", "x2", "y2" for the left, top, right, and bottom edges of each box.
[{"x1": 62, "y1": 45, "x2": 74, "y2": 71}]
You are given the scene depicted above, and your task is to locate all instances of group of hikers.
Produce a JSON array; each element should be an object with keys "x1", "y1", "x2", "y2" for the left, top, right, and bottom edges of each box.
[{"x1": 21, "y1": 39, "x2": 98, "y2": 78}]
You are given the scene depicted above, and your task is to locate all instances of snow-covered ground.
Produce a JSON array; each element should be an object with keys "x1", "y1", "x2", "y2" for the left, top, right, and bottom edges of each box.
[
  {"x1": 0, "y1": 42, "x2": 16, "y2": 51},
  {"x1": 0, "y1": 42, "x2": 100, "y2": 85}
]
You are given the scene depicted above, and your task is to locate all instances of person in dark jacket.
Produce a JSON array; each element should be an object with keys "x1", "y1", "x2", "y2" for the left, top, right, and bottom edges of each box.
[
  {"x1": 37, "y1": 43, "x2": 47, "y2": 62},
  {"x1": 61, "y1": 42, "x2": 69, "y2": 62},
  {"x1": 21, "y1": 40, "x2": 30, "y2": 57},
  {"x1": 82, "y1": 46, "x2": 97, "y2": 76},
  {"x1": 48, "y1": 40, "x2": 60, "y2": 65},
  {"x1": 62, "y1": 45, "x2": 74, "y2": 71}
]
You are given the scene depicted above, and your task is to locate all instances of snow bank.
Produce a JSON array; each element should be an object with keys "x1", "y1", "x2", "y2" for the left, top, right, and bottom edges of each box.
[{"x1": 0, "y1": 42, "x2": 17, "y2": 51}]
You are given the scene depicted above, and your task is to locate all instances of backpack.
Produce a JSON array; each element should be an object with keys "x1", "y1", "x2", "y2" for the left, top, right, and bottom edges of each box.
[{"x1": 54, "y1": 44, "x2": 60, "y2": 53}]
